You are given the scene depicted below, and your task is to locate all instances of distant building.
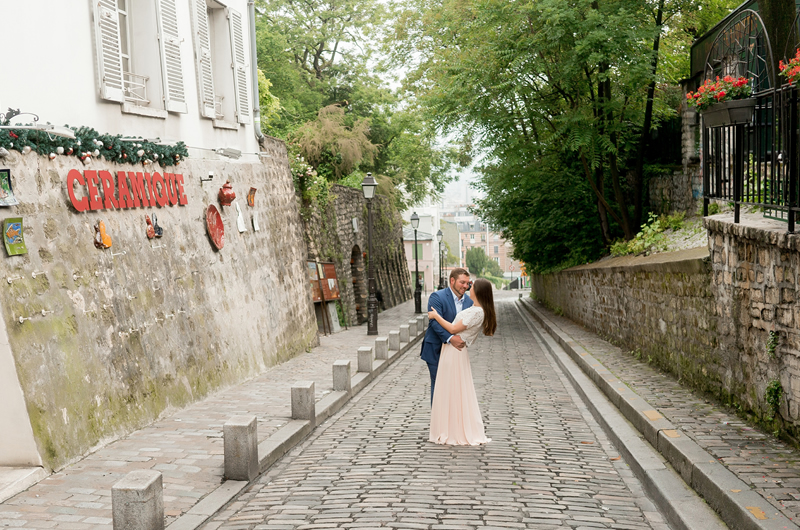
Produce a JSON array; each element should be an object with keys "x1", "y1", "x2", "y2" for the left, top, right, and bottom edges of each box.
[
  {"x1": 458, "y1": 220, "x2": 522, "y2": 278},
  {"x1": 402, "y1": 228, "x2": 437, "y2": 292}
]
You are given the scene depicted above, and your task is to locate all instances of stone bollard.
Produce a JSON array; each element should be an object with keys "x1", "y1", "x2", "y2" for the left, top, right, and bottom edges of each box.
[
  {"x1": 423, "y1": 314, "x2": 429, "y2": 331},
  {"x1": 399, "y1": 325, "x2": 410, "y2": 344},
  {"x1": 333, "y1": 360, "x2": 351, "y2": 392},
  {"x1": 416, "y1": 316, "x2": 425, "y2": 334},
  {"x1": 224, "y1": 415, "x2": 258, "y2": 481},
  {"x1": 358, "y1": 346, "x2": 373, "y2": 373},
  {"x1": 374, "y1": 337, "x2": 389, "y2": 360},
  {"x1": 408, "y1": 319, "x2": 417, "y2": 337},
  {"x1": 291, "y1": 381, "x2": 315, "y2": 421},
  {"x1": 112, "y1": 470, "x2": 164, "y2": 530},
  {"x1": 388, "y1": 330, "x2": 400, "y2": 351}
]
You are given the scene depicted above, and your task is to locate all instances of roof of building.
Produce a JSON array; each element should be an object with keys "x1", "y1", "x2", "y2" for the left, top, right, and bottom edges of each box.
[{"x1": 402, "y1": 227, "x2": 435, "y2": 241}]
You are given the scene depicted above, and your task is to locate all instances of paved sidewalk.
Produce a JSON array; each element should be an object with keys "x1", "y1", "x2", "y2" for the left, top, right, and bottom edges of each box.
[
  {"x1": 203, "y1": 298, "x2": 671, "y2": 529},
  {"x1": 0, "y1": 298, "x2": 425, "y2": 529},
  {"x1": 523, "y1": 297, "x2": 800, "y2": 525}
]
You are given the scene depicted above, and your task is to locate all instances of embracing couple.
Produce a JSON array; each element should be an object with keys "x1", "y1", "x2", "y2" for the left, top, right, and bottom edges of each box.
[{"x1": 420, "y1": 267, "x2": 497, "y2": 445}]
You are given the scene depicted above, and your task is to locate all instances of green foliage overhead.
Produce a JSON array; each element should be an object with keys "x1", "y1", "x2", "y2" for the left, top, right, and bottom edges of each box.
[
  {"x1": 255, "y1": 0, "x2": 456, "y2": 209},
  {"x1": 389, "y1": 0, "x2": 738, "y2": 272}
]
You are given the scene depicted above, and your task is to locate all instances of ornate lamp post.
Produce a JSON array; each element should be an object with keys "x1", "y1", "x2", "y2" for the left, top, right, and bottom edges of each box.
[
  {"x1": 361, "y1": 173, "x2": 378, "y2": 335},
  {"x1": 436, "y1": 230, "x2": 444, "y2": 289},
  {"x1": 411, "y1": 212, "x2": 421, "y2": 313}
]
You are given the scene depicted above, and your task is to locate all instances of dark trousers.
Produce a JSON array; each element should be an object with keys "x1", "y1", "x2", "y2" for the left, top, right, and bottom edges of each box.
[{"x1": 427, "y1": 361, "x2": 439, "y2": 405}]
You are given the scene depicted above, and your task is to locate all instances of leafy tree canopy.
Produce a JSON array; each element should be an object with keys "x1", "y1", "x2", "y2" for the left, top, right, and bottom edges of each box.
[
  {"x1": 255, "y1": 0, "x2": 458, "y2": 209},
  {"x1": 389, "y1": 0, "x2": 739, "y2": 271}
]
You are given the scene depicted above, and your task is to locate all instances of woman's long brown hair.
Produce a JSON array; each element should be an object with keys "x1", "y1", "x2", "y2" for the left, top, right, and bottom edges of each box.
[{"x1": 471, "y1": 278, "x2": 496, "y2": 336}]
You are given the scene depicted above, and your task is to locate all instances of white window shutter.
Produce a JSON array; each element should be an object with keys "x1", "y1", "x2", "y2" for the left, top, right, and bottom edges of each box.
[
  {"x1": 228, "y1": 8, "x2": 250, "y2": 124},
  {"x1": 192, "y1": 0, "x2": 216, "y2": 118},
  {"x1": 156, "y1": 0, "x2": 188, "y2": 113},
  {"x1": 94, "y1": 0, "x2": 125, "y2": 102}
]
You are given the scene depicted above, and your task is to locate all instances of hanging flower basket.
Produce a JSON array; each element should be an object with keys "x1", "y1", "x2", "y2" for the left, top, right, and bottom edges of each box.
[{"x1": 701, "y1": 98, "x2": 756, "y2": 128}]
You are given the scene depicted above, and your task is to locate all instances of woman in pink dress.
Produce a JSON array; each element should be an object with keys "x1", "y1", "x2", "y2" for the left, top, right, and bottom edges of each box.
[{"x1": 427, "y1": 278, "x2": 497, "y2": 445}]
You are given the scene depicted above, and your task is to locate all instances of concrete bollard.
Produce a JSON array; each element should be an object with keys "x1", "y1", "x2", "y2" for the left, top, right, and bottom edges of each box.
[
  {"x1": 423, "y1": 314, "x2": 429, "y2": 330},
  {"x1": 112, "y1": 470, "x2": 164, "y2": 530},
  {"x1": 399, "y1": 325, "x2": 410, "y2": 344},
  {"x1": 358, "y1": 346, "x2": 373, "y2": 373},
  {"x1": 374, "y1": 337, "x2": 389, "y2": 360},
  {"x1": 224, "y1": 415, "x2": 258, "y2": 482},
  {"x1": 408, "y1": 319, "x2": 417, "y2": 337},
  {"x1": 333, "y1": 360, "x2": 351, "y2": 392},
  {"x1": 388, "y1": 330, "x2": 400, "y2": 351},
  {"x1": 416, "y1": 316, "x2": 425, "y2": 334},
  {"x1": 291, "y1": 381, "x2": 315, "y2": 421}
]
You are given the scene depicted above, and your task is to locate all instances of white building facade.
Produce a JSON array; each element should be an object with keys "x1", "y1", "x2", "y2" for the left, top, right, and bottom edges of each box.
[{"x1": 3, "y1": 0, "x2": 263, "y2": 159}]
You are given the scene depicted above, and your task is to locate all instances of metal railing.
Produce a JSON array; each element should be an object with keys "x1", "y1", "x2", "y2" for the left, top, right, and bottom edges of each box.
[
  {"x1": 703, "y1": 86, "x2": 799, "y2": 231},
  {"x1": 123, "y1": 72, "x2": 150, "y2": 105}
]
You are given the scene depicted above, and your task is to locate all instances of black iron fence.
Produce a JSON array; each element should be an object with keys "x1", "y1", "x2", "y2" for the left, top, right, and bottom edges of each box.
[{"x1": 703, "y1": 86, "x2": 800, "y2": 232}]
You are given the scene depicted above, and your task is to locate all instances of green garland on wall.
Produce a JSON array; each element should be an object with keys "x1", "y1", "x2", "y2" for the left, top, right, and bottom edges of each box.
[{"x1": 0, "y1": 124, "x2": 189, "y2": 167}]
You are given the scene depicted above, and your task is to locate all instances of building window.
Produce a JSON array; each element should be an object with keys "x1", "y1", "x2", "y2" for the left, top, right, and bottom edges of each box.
[
  {"x1": 481, "y1": 234, "x2": 486, "y2": 241},
  {"x1": 94, "y1": 0, "x2": 187, "y2": 114},
  {"x1": 192, "y1": 0, "x2": 250, "y2": 124},
  {"x1": 494, "y1": 257, "x2": 499, "y2": 263},
  {"x1": 494, "y1": 246, "x2": 499, "y2": 254},
  {"x1": 470, "y1": 234, "x2": 474, "y2": 242},
  {"x1": 411, "y1": 243, "x2": 422, "y2": 259}
]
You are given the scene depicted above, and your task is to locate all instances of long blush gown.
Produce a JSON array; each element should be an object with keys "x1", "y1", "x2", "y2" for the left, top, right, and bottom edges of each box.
[{"x1": 429, "y1": 306, "x2": 491, "y2": 445}]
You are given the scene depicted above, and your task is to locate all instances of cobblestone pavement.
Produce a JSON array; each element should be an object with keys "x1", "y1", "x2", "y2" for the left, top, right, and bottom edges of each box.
[
  {"x1": 203, "y1": 299, "x2": 671, "y2": 530},
  {"x1": 0, "y1": 298, "x2": 425, "y2": 529},
  {"x1": 532, "y1": 300, "x2": 800, "y2": 523}
]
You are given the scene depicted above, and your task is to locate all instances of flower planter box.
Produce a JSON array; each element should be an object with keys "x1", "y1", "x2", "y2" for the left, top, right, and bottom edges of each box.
[{"x1": 702, "y1": 98, "x2": 756, "y2": 128}]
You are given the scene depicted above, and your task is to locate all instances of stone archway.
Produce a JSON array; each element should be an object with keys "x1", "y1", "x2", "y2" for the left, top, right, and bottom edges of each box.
[{"x1": 351, "y1": 246, "x2": 367, "y2": 324}]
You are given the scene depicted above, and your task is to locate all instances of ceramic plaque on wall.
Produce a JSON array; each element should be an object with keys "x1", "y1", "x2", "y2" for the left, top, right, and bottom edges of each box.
[
  {"x1": 3, "y1": 217, "x2": 26, "y2": 255},
  {"x1": 206, "y1": 205, "x2": 225, "y2": 250},
  {"x1": 0, "y1": 170, "x2": 19, "y2": 207}
]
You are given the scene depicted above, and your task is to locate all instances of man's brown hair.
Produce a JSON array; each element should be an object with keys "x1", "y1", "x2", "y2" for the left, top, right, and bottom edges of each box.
[{"x1": 449, "y1": 267, "x2": 469, "y2": 281}]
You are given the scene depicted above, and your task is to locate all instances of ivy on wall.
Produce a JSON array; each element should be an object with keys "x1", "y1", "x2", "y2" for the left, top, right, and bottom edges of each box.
[{"x1": 0, "y1": 124, "x2": 188, "y2": 167}]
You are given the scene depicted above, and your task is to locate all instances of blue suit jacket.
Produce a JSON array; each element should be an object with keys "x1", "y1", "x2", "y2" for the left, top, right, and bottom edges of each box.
[{"x1": 420, "y1": 287, "x2": 474, "y2": 366}]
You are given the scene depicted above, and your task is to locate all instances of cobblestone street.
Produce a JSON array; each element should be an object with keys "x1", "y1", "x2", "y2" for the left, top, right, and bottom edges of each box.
[{"x1": 204, "y1": 299, "x2": 670, "y2": 530}]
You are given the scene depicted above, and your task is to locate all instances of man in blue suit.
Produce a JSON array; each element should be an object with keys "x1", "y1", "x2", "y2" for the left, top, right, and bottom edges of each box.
[{"x1": 420, "y1": 267, "x2": 473, "y2": 404}]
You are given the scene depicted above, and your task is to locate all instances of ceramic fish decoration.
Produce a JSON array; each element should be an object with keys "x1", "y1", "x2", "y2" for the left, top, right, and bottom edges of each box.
[
  {"x1": 145, "y1": 215, "x2": 155, "y2": 239},
  {"x1": 94, "y1": 221, "x2": 112, "y2": 249},
  {"x1": 152, "y1": 213, "x2": 163, "y2": 238}
]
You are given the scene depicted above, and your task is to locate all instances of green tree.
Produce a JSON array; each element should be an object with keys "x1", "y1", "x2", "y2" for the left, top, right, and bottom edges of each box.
[
  {"x1": 255, "y1": 0, "x2": 457, "y2": 208},
  {"x1": 466, "y1": 247, "x2": 490, "y2": 276},
  {"x1": 391, "y1": 0, "x2": 729, "y2": 270},
  {"x1": 484, "y1": 258, "x2": 503, "y2": 278}
]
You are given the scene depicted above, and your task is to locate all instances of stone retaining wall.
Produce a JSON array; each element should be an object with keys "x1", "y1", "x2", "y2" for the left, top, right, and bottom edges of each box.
[
  {"x1": 304, "y1": 185, "x2": 412, "y2": 326},
  {"x1": 0, "y1": 137, "x2": 318, "y2": 470},
  {"x1": 532, "y1": 216, "x2": 800, "y2": 439}
]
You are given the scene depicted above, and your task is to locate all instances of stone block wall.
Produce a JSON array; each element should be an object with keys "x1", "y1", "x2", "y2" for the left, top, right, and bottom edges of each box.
[
  {"x1": 531, "y1": 248, "x2": 721, "y2": 394},
  {"x1": 303, "y1": 184, "x2": 412, "y2": 327},
  {"x1": 706, "y1": 216, "x2": 800, "y2": 429},
  {"x1": 532, "y1": 216, "x2": 800, "y2": 438},
  {"x1": 0, "y1": 137, "x2": 318, "y2": 470},
  {"x1": 648, "y1": 165, "x2": 701, "y2": 215}
]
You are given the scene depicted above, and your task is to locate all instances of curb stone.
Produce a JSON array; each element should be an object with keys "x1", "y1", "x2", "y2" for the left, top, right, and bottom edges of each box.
[
  {"x1": 519, "y1": 298, "x2": 799, "y2": 530},
  {"x1": 165, "y1": 329, "x2": 424, "y2": 530},
  {"x1": 514, "y1": 302, "x2": 726, "y2": 530}
]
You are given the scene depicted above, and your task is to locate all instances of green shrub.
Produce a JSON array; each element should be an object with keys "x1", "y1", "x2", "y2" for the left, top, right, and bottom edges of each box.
[
  {"x1": 765, "y1": 379, "x2": 783, "y2": 421},
  {"x1": 610, "y1": 213, "x2": 667, "y2": 256}
]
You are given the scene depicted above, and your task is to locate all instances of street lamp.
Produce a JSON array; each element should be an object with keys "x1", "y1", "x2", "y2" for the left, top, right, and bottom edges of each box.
[
  {"x1": 361, "y1": 172, "x2": 378, "y2": 335},
  {"x1": 439, "y1": 241, "x2": 446, "y2": 290},
  {"x1": 436, "y1": 230, "x2": 444, "y2": 289},
  {"x1": 411, "y1": 212, "x2": 421, "y2": 313}
]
